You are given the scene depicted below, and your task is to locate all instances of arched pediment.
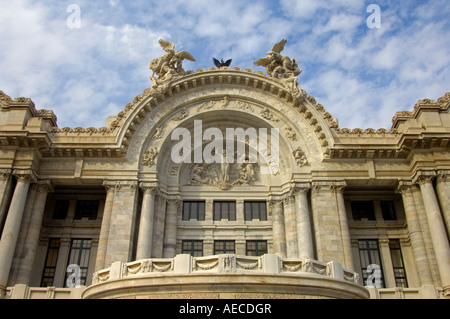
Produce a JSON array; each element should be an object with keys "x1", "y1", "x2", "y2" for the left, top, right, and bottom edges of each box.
[{"x1": 118, "y1": 68, "x2": 336, "y2": 174}]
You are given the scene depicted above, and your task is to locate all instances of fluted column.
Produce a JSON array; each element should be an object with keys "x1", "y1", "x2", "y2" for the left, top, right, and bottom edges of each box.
[
  {"x1": 270, "y1": 199, "x2": 286, "y2": 258},
  {"x1": 0, "y1": 170, "x2": 35, "y2": 296},
  {"x1": 163, "y1": 198, "x2": 180, "y2": 258},
  {"x1": 136, "y1": 184, "x2": 157, "y2": 260},
  {"x1": 415, "y1": 171, "x2": 450, "y2": 296},
  {"x1": 333, "y1": 183, "x2": 354, "y2": 271},
  {"x1": 95, "y1": 181, "x2": 116, "y2": 271},
  {"x1": 293, "y1": 184, "x2": 314, "y2": 259},
  {"x1": 436, "y1": 170, "x2": 450, "y2": 236},
  {"x1": 16, "y1": 180, "x2": 53, "y2": 285},
  {"x1": 397, "y1": 181, "x2": 434, "y2": 286}
]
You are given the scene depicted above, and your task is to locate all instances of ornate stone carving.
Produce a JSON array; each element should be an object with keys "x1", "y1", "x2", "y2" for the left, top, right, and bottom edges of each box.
[
  {"x1": 254, "y1": 39, "x2": 304, "y2": 99},
  {"x1": 292, "y1": 147, "x2": 308, "y2": 167},
  {"x1": 171, "y1": 108, "x2": 189, "y2": 121},
  {"x1": 142, "y1": 147, "x2": 159, "y2": 167},
  {"x1": 149, "y1": 39, "x2": 196, "y2": 91},
  {"x1": 188, "y1": 157, "x2": 259, "y2": 190},
  {"x1": 260, "y1": 107, "x2": 279, "y2": 122},
  {"x1": 151, "y1": 125, "x2": 167, "y2": 140},
  {"x1": 284, "y1": 126, "x2": 297, "y2": 141}
]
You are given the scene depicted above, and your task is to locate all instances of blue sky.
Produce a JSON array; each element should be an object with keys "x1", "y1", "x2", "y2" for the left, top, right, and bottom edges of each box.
[{"x1": 0, "y1": 0, "x2": 449, "y2": 130}]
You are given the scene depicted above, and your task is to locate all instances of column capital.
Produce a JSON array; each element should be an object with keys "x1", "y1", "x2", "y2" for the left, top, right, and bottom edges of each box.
[
  {"x1": 35, "y1": 179, "x2": 54, "y2": 193},
  {"x1": 312, "y1": 180, "x2": 346, "y2": 192},
  {"x1": 437, "y1": 169, "x2": 450, "y2": 183},
  {"x1": 166, "y1": 197, "x2": 182, "y2": 208},
  {"x1": 0, "y1": 169, "x2": 12, "y2": 181},
  {"x1": 291, "y1": 183, "x2": 311, "y2": 195},
  {"x1": 268, "y1": 198, "x2": 283, "y2": 208},
  {"x1": 103, "y1": 180, "x2": 118, "y2": 192},
  {"x1": 12, "y1": 169, "x2": 37, "y2": 183},
  {"x1": 111, "y1": 180, "x2": 138, "y2": 191},
  {"x1": 396, "y1": 180, "x2": 416, "y2": 194},
  {"x1": 412, "y1": 170, "x2": 436, "y2": 185},
  {"x1": 139, "y1": 182, "x2": 158, "y2": 195}
]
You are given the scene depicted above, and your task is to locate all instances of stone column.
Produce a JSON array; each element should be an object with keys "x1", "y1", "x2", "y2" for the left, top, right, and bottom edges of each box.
[
  {"x1": 163, "y1": 198, "x2": 180, "y2": 258},
  {"x1": 270, "y1": 199, "x2": 286, "y2": 258},
  {"x1": 104, "y1": 181, "x2": 138, "y2": 267},
  {"x1": 333, "y1": 183, "x2": 355, "y2": 271},
  {"x1": 293, "y1": 184, "x2": 314, "y2": 260},
  {"x1": 397, "y1": 181, "x2": 434, "y2": 286},
  {"x1": 0, "y1": 170, "x2": 35, "y2": 296},
  {"x1": 0, "y1": 169, "x2": 13, "y2": 235},
  {"x1": 136, "y1": 184, "x2": 157, "y2": 260},
  {"x1": 436, "y1": 170, "x2": 450, "y2": 236},
  {"x1": 16, "y1": 180, "x2": 53, "y2": 285},
  {"x1": 95, "y1": 181, "x2": 116, "y2": 271},
  {"x1": 415, "y1": 171, "x2": 450, "y2": 296},
  {"x1": 283, "y1": 194, "x2": 298, "y2": 258},
  {"x1": 152, "y1": 196, "x2": 166, "y2": 258}
]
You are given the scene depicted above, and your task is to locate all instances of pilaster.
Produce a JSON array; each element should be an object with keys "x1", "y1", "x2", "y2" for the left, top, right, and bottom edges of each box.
[{"x1": 104, "y1": 180, "x2": 138, "y2": 267}]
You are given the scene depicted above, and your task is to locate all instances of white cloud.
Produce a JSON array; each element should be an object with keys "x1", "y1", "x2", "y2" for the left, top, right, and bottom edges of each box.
[{"x1": 0, "y1": 0, "x2": 448, "y2": 131}]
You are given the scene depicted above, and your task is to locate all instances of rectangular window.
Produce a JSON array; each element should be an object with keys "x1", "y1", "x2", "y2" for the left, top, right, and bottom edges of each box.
[
  {"x1": 182, "y1": 240, "x2": 203, "y2": 257},
  {"x1": 41, "y1": 239, "x2": 61, "y2": 287},
  {"x1": 52, "y1": 200, "x2": 69, "y2": 220},
  {"x1": 389, "y1": 240, "x2": 408, "y2": 288},
  {"x1": 214, "y1": 241, "x2": 235, "y2": 254},
  {"x1": 351, "y1": 201, "x2": 376, "y2": 220},
  {"x1": 358, "y1": 239, "x2": 385, "y2": 288},
  {"x1": 182, "y1": 201, "x2": 205, "y2": 221},
  {"x1": 65, "y1": 239, "x2": 92, "y2": 287},
  {"x1": 244, "y1": 201, "x2": 267, "y2": 221},
  {"x1": 381, "y1": 201, "x2": 397, "y2": 220},
  {"x1": 246, "y1": 240, "x2": 268, "y2": 256},
  {"x1": 74, "y1": 200, "x2": 99, "y2": 220},
  {"x1": 213, "y1": 201, "x2": 236, "y2": 221}
]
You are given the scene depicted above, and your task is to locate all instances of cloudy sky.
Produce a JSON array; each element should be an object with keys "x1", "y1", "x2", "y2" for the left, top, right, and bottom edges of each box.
[{"x1": 0, "y1": 0, "x2": 448, "y2": 130}]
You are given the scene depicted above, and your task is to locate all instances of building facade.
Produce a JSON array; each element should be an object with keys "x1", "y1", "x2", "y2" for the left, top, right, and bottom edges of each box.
[{"x1": 0, "y1": 40, "x2": 449, "y2": 299}]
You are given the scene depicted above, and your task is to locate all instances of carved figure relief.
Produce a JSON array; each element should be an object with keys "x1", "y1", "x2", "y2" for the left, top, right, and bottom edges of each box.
[
  {"x1": 292, "y1": 147, "x2": 308, "y2": 167},
  {"x1": 142, "y1": 147, "x2": 159, "y2": 167},
  {"x1": 187, "y1": 154, "x2": 259, "y2": 190}
]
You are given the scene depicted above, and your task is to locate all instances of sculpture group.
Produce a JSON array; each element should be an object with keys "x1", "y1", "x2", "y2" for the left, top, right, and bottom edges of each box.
[{"x1": 149, "y1": 39, "x2": 304, "y2": 99}]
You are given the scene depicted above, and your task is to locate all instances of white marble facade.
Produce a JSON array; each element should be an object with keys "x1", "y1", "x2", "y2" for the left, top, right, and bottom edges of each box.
[{"x1": 0, "y1": 40, "x2": 449, "y2": 299}]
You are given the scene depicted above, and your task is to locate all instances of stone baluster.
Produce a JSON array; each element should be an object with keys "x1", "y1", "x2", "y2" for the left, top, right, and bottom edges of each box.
[
  {"x1": 136, "y1": 184, "x2": 157, "y2": 260},
  {"x1": 414, "y1": 171, "x2": 450, "y2": 296},
  {"x1": 0, "y1": 170, "x2": 36, "y2": 297}
]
